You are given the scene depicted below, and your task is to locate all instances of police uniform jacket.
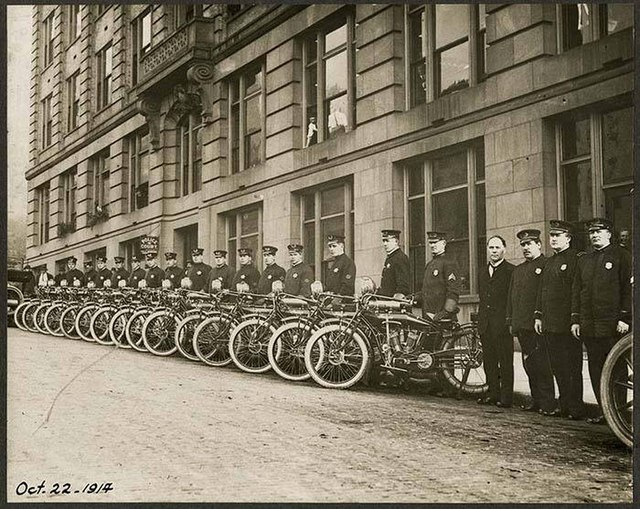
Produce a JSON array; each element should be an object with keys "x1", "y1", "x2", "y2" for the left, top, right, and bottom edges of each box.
[
  {"x1": 165, "y1": 266, "x2": 184, "y2": 288},
  {"x1": 110, "y1": 268, "x2": 130, "y2": 287},
  {"x1": 128, "y1": 268, "x2": 146, "y2": 287},
  {"x1": 65, "y1": 268, "x2": 86, "y2": 287},
  {"x1": 325, "y1": 254, "x2": 356, "y2": 296},
  {"x1": 145, "y1": 266, "x2": 165, "y2": 288},
  {"x1": 232, "y1": 263, "x2": 261, "y2": 292},
  {"x1": 284, "y1": 262, "x2": 314, "y2": 297},
  {"x1": 535, "y1": 247, "x2": 579, "y2": 334},
  {"x1": 54, "y1": 273, "x2": 65, "y2": 286},
  {"x1": 206, "y1": 265, "x2": 235, "y2": 292},
  {"x1": 420, "y1": 252, "x2": 461, "y2": 315},
  {"x1": 93, "y1": 268, "x2": 112, "y2": 287},
  {"x1": 187, "y1": 262, "x2": 212, "y2": 291},
  {"x1": 478, "y1": 260, "x2": 515, "y2": 336},
  {"x1": 257, "y1": 263, "x2": 286, "y2": 294},
  {"x1": 571, "y1": 244, "x2": 632, "y2": 337},
  {"x1": 84, "y1": 269, "x2": 97, "y2": 287},
  {"x1": 506, "y1": 255, "x2": 546, "y2": 332},
  {"x1": 379, "y1": 248, "x2": 411, "y2": 297}
]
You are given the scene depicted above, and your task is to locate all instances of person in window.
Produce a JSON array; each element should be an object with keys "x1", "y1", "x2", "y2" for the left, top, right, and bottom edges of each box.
[
  {"x1": 506, "y1": 229, "x2": 555, "y2": 414},
  {"x1": 83, "y1": 261, "x2": 97, "y2": 287},
  {"x1": 324, "y1": 234, "x2": 356, "y2": 296},
  {"x1": 419, "y1": 231, "x2": 461, "y2": 321},
  {"x1": 186, "y1": 248, "x2": 212, "y2": 291},
  {"x1": 93, "y1": 255, "x2": 112, "y2": 288},
  {"x1": 64, "y1": 256, "x2": 85, "y2": 287},
  {"x1": 144, "y1": 252, "x2": 165, "y2": 288},
  {"x1": 163, "y1": 252, "x2": 183, "y2": 289},
  {"x1": 206, "y1": 249, "x2": 235, "y2": 293},
  {"x1": 477, "y1": 236, "x2": 515, "y2": 407},
  {"x1": 128, "y1": 255, "x2": 146, "y2": 288},
  {"x1": 257, "y1": 246, "x2": 286, "y2": 295},
  {"x1": 377, "y1": 229, "x2": 410, "y2": 298},
  {"x1": 232, "y1": 247, "x2": 261, "y2": 292},
  {"x1": 534, "y1": 220, "x2": 584, "y2": 420},
  {"x1": 110, "y1": 256, "x2": 130, "y2": 287},
  {"x1": 36, "y1": 266, "x2": 54, "y2": 287},
  {"x1": 305, "y1": 117, "x2": 318, "y2": 148},
  {"x1": 327, "y1": 104, "x2": 347, "y2": 138},
  {"x1": 571, "y1": 218, "x2": 632, "y2": 424},
  {"x1": 284, "y1": 244, "x2": 314, "y2": 297}
]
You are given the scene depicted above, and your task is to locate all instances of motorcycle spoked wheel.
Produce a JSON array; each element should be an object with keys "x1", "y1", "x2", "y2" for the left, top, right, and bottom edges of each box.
[
  {"x1": 229, "y1": 318, "x2": 278, "y2": 374},
  {"x1": 437, "y1": 325, "x2": 489, "y2": 395},
  {"x1": 268, "y1": 321, "x2": 317, "y2": 381}
]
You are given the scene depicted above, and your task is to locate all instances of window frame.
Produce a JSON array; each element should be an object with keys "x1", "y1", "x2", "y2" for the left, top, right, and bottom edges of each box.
[
  {"x1": 131, "y1": 8, "x2": 152, "y2": 86},
  {"x1": 96, "y1": 43, "x2": 113, "y2": 110},
  {"x1": 226, "y1": 205, "x2": 263, "y2": 271},
  {"x1": 177, "y1": 113, "x2": 203, "y2": 196},
  {"x1": 41, "y1": 94, "x2": 53, "y2": 149},
  {"x1": 91, "y1": 149, "x2": 111, "y2": 210},
  {"x1": 35, "y1": 182, "x2": 51, "y2": 245},
  {"x1": 66, "y1": 72, "x2": 80, "y2": 132},
  {"x1": 174, "y1": 4, "x2": 203, "y2": 29},
  {"x1": 128, "y1": 128, "x2": 150, "y2": 211},
  {"x1": 68, "y1": 4, "x2": 81, "y2": 44},
  {"x1": 42, "y1": 12, "x2": 54, "y2": 68},
  {"x1": 61, "y1": 167, "x2": 77, "y2": 226}
]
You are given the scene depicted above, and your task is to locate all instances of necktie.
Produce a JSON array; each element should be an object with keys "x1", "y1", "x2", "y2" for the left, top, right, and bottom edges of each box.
[{"x1": 489, "y1": 265, "x2": 494, "y2": 278}]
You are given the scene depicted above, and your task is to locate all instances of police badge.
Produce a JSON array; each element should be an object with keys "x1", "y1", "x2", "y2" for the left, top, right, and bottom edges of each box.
[{"x1": 605, "y1": 262, "x2": 613, "y2": 270}]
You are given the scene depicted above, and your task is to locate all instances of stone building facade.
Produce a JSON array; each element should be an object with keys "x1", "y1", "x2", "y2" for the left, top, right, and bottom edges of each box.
[{"x1": 26, "y1": 3, "x2": 634, "y2": 318}]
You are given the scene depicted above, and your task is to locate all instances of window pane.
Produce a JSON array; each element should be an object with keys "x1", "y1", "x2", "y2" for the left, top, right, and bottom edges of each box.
[
  {"x1": 303, "y1": 195, "x2": 315, "y2": 220},
  {"x1": 433, "y1": 188, "x2": 468, "y2": 241},
  {"x1": 446, "y1": 239, "x2": 470, "y2": 294},
  {"x1": 327, "y1": 94, "x2": 348, "y2": 138},
  {"x1": 246, "y1": 131, "x2": 262, "y2": 167},
  {"x1": 410, "y1": 62, "x2": 427, "y2": 107},
  {"x1": 409, "y1": 246, "x2": 425, "y2": 293},
  {"x1": 562, "y1": 4, "x2": 593, "y2": 51},
  {"x1": 142, "y1": 12, "x2": 151, "y2": 49},
  {"x1": 101, "y1": 173, "x2": 110, "y2": 205},
  {"x1": 228, "y1": 217, "x2": 237, "y2": 238},
  {"x1": 321, "y1": 215, "x2": 345, "y2": 260},
  {"x1": 305, "y1": 36, "x2": 317, "y2": 62},
  {"x1": 563, "y1": 161, "x2": 592, "y2": 223},
  {"x1": 475, "y1": 144, "x2": 485, "y2": 181},
  {"x1": 325, "y1": 23, "x2": 346, "y2": 53},
  {"x1": 476, "y1": 183, "x2": 486, "y2": 268},
  {"x1": 105, "y1": 45, "x2": 113, "y2": 75},
  {"x1": 242, "y1": 235, "x2": 259, "y2": 260},
  {"x1": 140, "y1": 152, "x2": 149, "y2": 183},
  {"x1": 409, "y1": 9, "x2": 425, "y2": 60},
  {"x1": 245, "y1": 94, "x2": 262, "y2": 134},
  {"x1": 303, "y1": 222, "x2": 315, "y2": 268},
  {"x1": 408, "y1": 166, "x2": 424, "y2": 197},
  {"x1": 324, "y1": 51, "x2": 348, "y2": 98},
  {"x1": 602, "y1": 107, "x2": 633, "y2": 184},
  {"x1": 432, "y1": 151, "x2": 467, "y2": 190},
  {"x1": 245, "y1": 67, "x2": 263, "y2": 96},
  {"x1": 436, "y1": 4, "x2": 468, "y2": 49},
  {"x1": 321, "y1": 186, "x2": 345, "y2": 217},
  {"x1": 604, "y1": 185, "x2": 633, "y2": 237},
  {"x1": 607, "y1": 4, "x2": 633, "y2": 34},
  {"x1": 561, "y1": 118, "x2": 590, "y2": 160},
  {"x1": 305, "y1": 62, "x2": 317, "y2": 106},
  {"x1": 478, "y1": 4, "x2": 486, "y2": 30},
  {"x1": 241, "y1": 209, "x2": 259, "y2": 236},
  {"x1": 408, "y1": 197, "x2": 425, "y2": 246},
  {"x1": 439, "y1": 41, "x2": 470, "y2": 96},
  {"x1": 228, "y1": 239, "x2": 237, "y2": 270}
]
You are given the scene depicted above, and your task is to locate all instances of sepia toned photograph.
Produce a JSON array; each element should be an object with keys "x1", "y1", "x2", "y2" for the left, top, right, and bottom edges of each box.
[{"x1": 5, "y1": 1, "x2": 634, "y2": 504}]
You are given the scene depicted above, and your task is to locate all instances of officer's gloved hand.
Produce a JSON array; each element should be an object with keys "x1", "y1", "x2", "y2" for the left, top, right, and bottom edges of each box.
[
  {"x1": 432, "y1": 310, "x2": 449, "y2": 321},
  {"x1": 392, "y1": 293, "x2": 405, "y2": 300}
]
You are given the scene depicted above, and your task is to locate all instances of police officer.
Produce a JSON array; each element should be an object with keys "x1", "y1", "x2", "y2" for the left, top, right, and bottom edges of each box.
[
  {"x1": 84, "y1": 261, "x2": 97, "y2": 287},
  {"x1": 571, "y1": 218, "x2": 632, "y2": 424},
  {"x1": 110, "y1": 256, "x2": 130, "y2": 287},
  {"x1": 206, "y1": 249, "x2": 235, "y2": 292},
  {"x1": 93, "y1": 255, "x2": 112, "y2": 288},
  {"x1": 284, "y1": 244, "x2": 314, "y2": 297},
  {"x1": 257, "y1": 246, "x2": 286, "y2": 294},
  {"x1": 506, "y1": 229, "x2": 554, "y2": 413},
  {"x1": 163, "y1": 252, "x2": 183, "y2": 289},
  {"x1": 64, "y1": 256, "x2": 86, "y2": 287},
  {"x1": 534, "y1": 219, "x2": 583, "y2": 419},
  {"x1": 420, "y1": 231, "x2": 461, "y2": 320},
  {"x1": 186, "y1": 248, "x2": 212, "y2": 291},
  {"x1": 324, "y1": 234, "x2": 356, "y2": 296},
  {"x1": 231, "y1": 247, "x2": 261, "y2": 292},
  {"x1": 378, "y1": 229, "x2": 411, "y2": 298},
  {"x1": 144, "y1": 252, "x2": 165, "y2": 288},
  {"x1": 128, "y1": 255, "x2": 146, "y2": 287}
]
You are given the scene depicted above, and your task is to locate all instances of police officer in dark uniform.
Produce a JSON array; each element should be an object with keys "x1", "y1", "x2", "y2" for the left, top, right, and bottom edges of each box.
[
  {"x1": 93, "y1": 255, "x2": 112, "y2": 288},
  {"x1": 257, "y1": 245, "x2": 286, "y2": 294},
  {"x1": 163, "y1": 252, "x2": 183, "y2": 289},
  {"x1": 110, "y1": 256, "x2": 130, "y2": 287},
  {"x1": 231, "y1": 247, "x2": 261, "y2": 292},
  {"x1": 420, "y1": 232, "x2": 461, "y2": 320},
  {"x1": 64, "y1": 256, "x2": 86, "y2": 287},
  {"x1": 206, "y1": 250, "x2": 235, "y2": 292},
  {"x1": 144, "y1": 252, "x2": 165, "y2": 288},
  {"x1": 324, "y1": 234, "x2": 356, "y2": 296},
  {"x1": 186, "y1": 248, "x2": 212, "y2": 291},
  {"x1": 506, "y1": 229, "x2": 554, "y2": 413},
  {"x1": 378, "y1": 229, "x2": 411, "y2": 298},
  {"x1": 534, "y1": 219, "x2": 583, "y2": 419},
  {"x1": 284, "y1": 244, "x2": 314, "y2": 297},
  {"x1": 128, "y1": 255, "x2": 146, "y2": 287},
  {"x1": 571, "y1": 218, "x2": 632, "y2": 424},
  {"x1": 84, "y1": 261, "x2": 97, "y2": 287}
]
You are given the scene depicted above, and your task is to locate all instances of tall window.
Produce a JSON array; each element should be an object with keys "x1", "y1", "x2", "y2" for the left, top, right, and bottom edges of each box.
[
  {"x1": 121, "y1": 237, "x2": 142, "y2": 269},
  {"x1": 228, "y1": 63, "x2": 265, "y2": 173},
  {"x1": 66, "y1": 73, "x2": 80, "y2": 131},
  {"x1": 35, "y1": 182, "x2": 51, "y2": 245},
  {"x1": 91, "y1": 149, "x2": 110, "y2": 210},
  {"x1": 226, "y1": 206, "x2": 262, "y2": 271},
  {"x1": 42, "y1": 13, "x2": 54, "y2": 67},
  {"x1": 41, "y1": 95, "x2": 53, "y2": 148},
  {"x1": 177, "y1": 113, "x2": 202, "y2": 195},
  {"x1": 68, "y1": 5, "x2": 81, "y2": 42},
  {"x1": 128, "y1": 128, "x2": 150, "y2": 210},
  {"x1": 557, "y1": 105, "x2": 633, "y2": 251},
  {"x1": 175, "y1": 224, "x2": 198, "y2": 267},
  {"x1": 131, "y1": 9, "x2": 152, "y2": 86},
  {"x1": 300, "y1": 181, "x2": 354, "y2": 281},
  {"x1": 301, "y1": 12, "x2": 355, "y2": 145},
  {"x1": 405, "y1": 4, "x2": 485, "y2": 106},
  {"x1": 61, "y1": 168, "x2": 77, "y2": 226},
  {"x1": 602, "y1": 4, "x2": 634, "y2": 35},
  {"x1": 96, "y1": 43, "x2": 113, "y2": 109},
  {"x1": 559, "y1": 4, "x2": 634, "y2": 52},
  {"x1": 405, "y1": 143, "x2": 485, "y2": 296}
]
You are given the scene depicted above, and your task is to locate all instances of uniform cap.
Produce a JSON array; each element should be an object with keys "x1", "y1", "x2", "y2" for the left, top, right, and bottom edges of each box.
[
  {"x1": 96, "y1": 255, "x2": 107, "y2": 263},
  {"x1": 131, "y1": 255, "x2": 140, "y2": 263},
  {"x1": 213, "y1": 249, "x2": 228, "y2": 257},
  {"x1": 262, "y1": 245, "x2": 278, "y2": 255},
  {"x1": 287, "y1": 243, "x2": 304, "y2": 253},
  {"x1": 516, "y1": 229, "x2": 541, "y2": 244},
  {"x1": 381, "y1": 229, "x2": 401, "y2": 239},
  {"x1": 83, "y1": 261, "x2": 93, "y2": 268},
  {"x1": 426, "y1": 231, "x2": 447, "y2": 241},
  {"x1": 549, "y1": 219, "x2": 573, "y2": 234},
  {"x1": 238, "y1": 247, "x2": 253, "y2": 257},
  {"x1": 145, "y1": 252, "x2": 157, "y2": 260},
  {"x1": 326, "y1": 234, "x2": 345, "y2": 244},
  {"x1": 164, "y1": 252, "x2": 177, "y2": 260},
  {"x1": 114, "y1": 256, "x2": 125, "y2": 263},
  {"x1": 67, "y1": 256, "x2": 78, "y2": 263},
  {"x1": 191, "y1": 248, "x2": 204, "y2": 256},
  {"x1": 585, "y1": 217, "x2": 614, "y2": 232}
]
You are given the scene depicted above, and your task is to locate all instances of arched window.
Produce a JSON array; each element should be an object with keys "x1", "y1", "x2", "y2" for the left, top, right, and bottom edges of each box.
[{"x1": 177, "y1": 113, "x2": 202, "y2": 196}]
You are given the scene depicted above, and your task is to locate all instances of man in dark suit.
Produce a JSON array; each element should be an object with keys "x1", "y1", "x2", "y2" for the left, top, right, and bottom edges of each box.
[
  {"x1": 420, "y1": 231, "x2": 461, "y2": 321},
  {"x1": 64, "y1": 256, "x2": 86, "y2": 287},
  {"x1": 324, "y1": 234, "x2": 356, "y2": 296},
  {"x1": 257, "y1": 246, "x2": 286, "y2": 294},
  {"x1": 378, "y1": 229, "x2": 411, "y2": 298},
  {"x1": 477, "y1": 235, "x2": 515, "y2": 407},
  {"x1": 206, "y1": 249, "x2": 235, "y2": 292},
  {"x1": 231, "y1": 248, "x2": 261, "y2": 292},
  {"x1": 284, "y1": 244, "x2": 314, "y2": 297}
]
